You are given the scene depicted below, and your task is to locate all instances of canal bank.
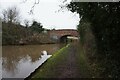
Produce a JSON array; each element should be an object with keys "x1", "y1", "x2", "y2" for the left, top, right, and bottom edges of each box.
[
  {"x1": 25, "y1": 44, "x2": 69, "y2": 79},
  {"x1": 26, "y1": 42, "x2": 92, "y2": 79}
]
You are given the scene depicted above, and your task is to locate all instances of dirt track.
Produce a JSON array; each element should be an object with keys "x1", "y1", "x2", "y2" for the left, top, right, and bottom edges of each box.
[{"x1": 56, "y1": 43, "x2": 81, "y2": 78}]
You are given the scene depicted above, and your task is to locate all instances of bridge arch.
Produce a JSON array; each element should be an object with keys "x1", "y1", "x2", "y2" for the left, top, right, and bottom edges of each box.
[
  {"x1": 48, "y1": 29, "x2": 79, "y2": 43},
  {"x1": 60, "y1": 35, "x2": 73, "y2": 43}
]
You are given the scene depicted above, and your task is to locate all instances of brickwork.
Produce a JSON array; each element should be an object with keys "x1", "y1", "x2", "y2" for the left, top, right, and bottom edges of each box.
[{"x1": 48, "y1": 29, "x2": 79, "y2": 39}]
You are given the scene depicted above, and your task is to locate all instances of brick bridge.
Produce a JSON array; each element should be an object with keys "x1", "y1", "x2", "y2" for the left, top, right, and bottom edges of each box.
[{"x1": 48, "y1": 29, "x2": 79, "y2": 42}]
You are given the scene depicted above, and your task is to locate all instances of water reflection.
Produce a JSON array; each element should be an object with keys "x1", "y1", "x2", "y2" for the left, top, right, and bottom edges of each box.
[{"x1": 2, "y1": 44, "x2": 64, "y2": 78}]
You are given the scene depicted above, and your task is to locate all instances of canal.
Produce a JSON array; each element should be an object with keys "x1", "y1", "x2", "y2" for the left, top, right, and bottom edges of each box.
[{"x1": 2, "y1": 44, "x2": 65, "y2": 78}]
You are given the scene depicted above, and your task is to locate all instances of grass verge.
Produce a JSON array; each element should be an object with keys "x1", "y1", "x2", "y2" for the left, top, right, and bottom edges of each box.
[
  {"x1": 29, "y1": 44, "x2": 70, "y2": 79},
  {"x1": 76, "y1": 43, "x2": 92, "y2": 77}
]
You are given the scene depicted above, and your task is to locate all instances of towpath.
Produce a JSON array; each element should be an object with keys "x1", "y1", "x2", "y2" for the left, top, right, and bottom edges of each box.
[{"x1": 29, "y1": 42, "x2": 91, "y2": 79}]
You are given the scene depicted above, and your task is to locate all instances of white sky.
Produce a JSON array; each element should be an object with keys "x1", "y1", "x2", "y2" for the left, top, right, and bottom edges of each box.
[{"x1": 0, "y1": 0, "x2": 80, "y2": 29}]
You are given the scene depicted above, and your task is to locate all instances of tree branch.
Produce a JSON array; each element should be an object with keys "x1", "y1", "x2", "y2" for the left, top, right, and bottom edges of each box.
[{"x1": 29, "y1": 0, "x2": 40, "y2": 14}]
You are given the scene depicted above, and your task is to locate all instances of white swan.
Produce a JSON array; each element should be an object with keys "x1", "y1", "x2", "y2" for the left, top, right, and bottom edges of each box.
[
  {"x1": 41, "y1": 50, "x2": 52, "y2": 58},
  {"x1": 42, "y1": 51, "x2": 47, "y2": 55}
]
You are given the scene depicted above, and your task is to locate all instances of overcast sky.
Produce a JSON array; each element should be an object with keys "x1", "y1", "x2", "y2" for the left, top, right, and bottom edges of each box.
[{"x1": 0, "y1": 0, "x2": 80, "y2": 29}]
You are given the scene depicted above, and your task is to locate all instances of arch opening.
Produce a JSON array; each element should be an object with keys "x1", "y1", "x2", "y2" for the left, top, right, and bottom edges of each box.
[{"x1": 60, "y1": 35, "x2": 72, "y2": 43}]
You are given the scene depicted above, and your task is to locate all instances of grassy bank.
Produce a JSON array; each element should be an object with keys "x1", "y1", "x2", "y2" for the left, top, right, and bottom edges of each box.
[{"x1": 28, "y1": 44, "x2": 70, "y2": 79}]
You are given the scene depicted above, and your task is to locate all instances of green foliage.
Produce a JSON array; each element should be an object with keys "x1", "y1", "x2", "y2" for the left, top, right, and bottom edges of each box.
[
  {"x1": 77, "y1": 19, "x2": 91, "y2": 45},
  {"x1": 30, "y1": 21, "x2": 44, "y2": 33},
  {"x1": 67, "y1": 2, "x2": 120, "y2": 77}
]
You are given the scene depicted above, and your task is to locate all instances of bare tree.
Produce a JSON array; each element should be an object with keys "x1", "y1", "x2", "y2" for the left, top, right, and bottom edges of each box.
[
  {"x1": 2, "y1": 10, "x2": 7, "y2": 22},
  {"x1": 2, "y1": 6, "x2": 20, "y2": 24}
]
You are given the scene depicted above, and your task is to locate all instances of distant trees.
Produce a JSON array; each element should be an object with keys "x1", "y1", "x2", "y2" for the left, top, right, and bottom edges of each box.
[
  {"x1": 2, "y1": 6, "x2": 20, "y2": 24},
  {"x1": 30, "y1": 21, "x2": 44, "y2": 33},
  {"x1": 2, "y1": 7, "x2": 21, "y2": 45},
  {"x1": 1, "y1": 6, "x2": 52, "y2": 45}
]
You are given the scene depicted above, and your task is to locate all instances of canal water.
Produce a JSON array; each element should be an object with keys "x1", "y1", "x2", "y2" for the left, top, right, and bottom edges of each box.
[{"x1": 2, "y1": 44, "x2": 65, "y2": 78}]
